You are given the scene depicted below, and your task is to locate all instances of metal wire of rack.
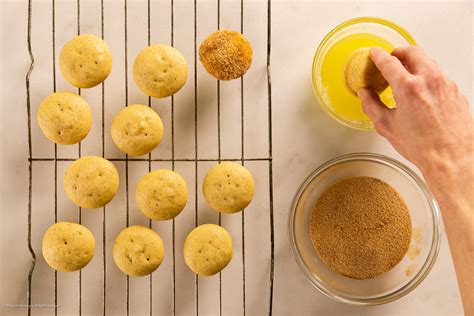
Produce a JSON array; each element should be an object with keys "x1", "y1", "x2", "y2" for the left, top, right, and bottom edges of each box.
[{"x1": 25, "y1": 0, "x2": 274, "y2": 315}]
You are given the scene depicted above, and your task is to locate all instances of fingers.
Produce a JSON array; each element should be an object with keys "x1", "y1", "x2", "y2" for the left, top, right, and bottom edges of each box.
[
  {"x1": 391, "y1": 46, "x2": 439, "y2": 75},
  {"x1": 358, "y1": 88, "x2": 393, "y2": 137},
  {"x1": 369, "y1": 47, "x2": 411, "y2": 89}
]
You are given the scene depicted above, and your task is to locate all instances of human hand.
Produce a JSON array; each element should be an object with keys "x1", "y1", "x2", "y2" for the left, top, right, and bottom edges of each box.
[
  {"x1": 359, "y1": 46, "x2": 474, "y2": 316},
  {"x1": 358, "y1": 46, "x2": 474, "y2": 316},
  {"x1": 358, "y1": 46, "x2": 473, "y2": 175}
]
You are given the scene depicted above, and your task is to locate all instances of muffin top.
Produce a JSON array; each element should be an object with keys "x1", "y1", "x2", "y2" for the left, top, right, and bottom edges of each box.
[
  {"x1": 59, "y1": 34, "x2": 112, "y2": 88},
  {"x1": 37, "y1": 91, "x2": 92, "y2": 145},
  {"x1": 199, "y1": 30, "x2": 252, "y2": 81},
  {"x1": 111, "y1": 104, "x2": 164, "y2": 156},
  {"x1": 113, "y1": 225, "x2": 165, "y2": 277},
  {"x1": 64, "y1": 156, "x2": 119, "y2": 208},
  {"x1": 203, "y1": 162, "x2": 255, "y2": 214},
  {"x1": 135, "y1": 170, "x2": 189, "y2": 221},
  {"x1": 42, "y1": 222, "x2": 95, "y2": 272},
  {"x1": 183, "y1": 224, "x2": 233, "y2": 276},
  {"x1": 133, "y1": 44, "x2": 188, "y2": 98}
]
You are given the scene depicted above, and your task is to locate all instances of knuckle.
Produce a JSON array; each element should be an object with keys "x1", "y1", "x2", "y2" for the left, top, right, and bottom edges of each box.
[
  {"x1": 391, "y1": 47, "x2": 402, "y2": 55},
  {"x1": 396, "y1": 45, "x2": 417, "y2": 54},
  {"x1": 401, "y1": 76, "x2": 418, "y2": 90},
  {"x1": 392, "y1": 46, "x2": 406, "y2": 56},
  {"x1": 412, "y1": 45, "x2": 425, "y2": 54},
  {"x1": 447, "y1": 79, "x2": 458, "y2": 91},
  {"x1": 462, "y1": 95, "x2": 469, "y2": 105},
  {"x1": 430, "y1": 72, "x2": 446, "y2": 86}
]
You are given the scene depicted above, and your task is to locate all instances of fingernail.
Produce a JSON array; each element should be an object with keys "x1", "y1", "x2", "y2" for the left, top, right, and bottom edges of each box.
[
  {"x1": 361, "y1": 103, "x2": 368, "y2": 114},
  {"x1": 370, "y1": 46, "x2": 386, "y2": 57},
  {"x1": 357, "y1": 89, "x2": 365, "y2": 98}
]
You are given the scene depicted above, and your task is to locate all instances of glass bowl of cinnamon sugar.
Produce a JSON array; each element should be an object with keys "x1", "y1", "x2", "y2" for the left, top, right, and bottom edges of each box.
[{"x1": 289, "y1": 153, "x2": 441, "y2": 305}]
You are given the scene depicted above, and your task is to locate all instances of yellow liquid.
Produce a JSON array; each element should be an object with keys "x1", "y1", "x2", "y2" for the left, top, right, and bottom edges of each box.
[{"x1": 319, "y1": 33, "x2": 395, "y2": 124}]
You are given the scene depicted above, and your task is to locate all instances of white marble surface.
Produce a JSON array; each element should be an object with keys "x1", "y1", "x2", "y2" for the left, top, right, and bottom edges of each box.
[{"x1": 0, "y1": 0, "x2": 472, "y2": 315}]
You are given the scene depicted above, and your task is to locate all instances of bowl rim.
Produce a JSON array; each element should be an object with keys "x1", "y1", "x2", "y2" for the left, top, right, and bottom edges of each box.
[
  {"x1": 288, "y1": 152, "x2": 442, "y2": 305},
  {"x1": 311, "y1": 17, "x2": 417, "y2": 131}
]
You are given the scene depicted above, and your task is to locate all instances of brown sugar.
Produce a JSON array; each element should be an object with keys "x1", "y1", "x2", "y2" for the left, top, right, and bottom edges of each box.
[
  {"x1": 310, "y1": 176, "x2": 412, "y2": 279},
  {"x1": 199, "y1": 30, "x2": 252, "y2": 81}
]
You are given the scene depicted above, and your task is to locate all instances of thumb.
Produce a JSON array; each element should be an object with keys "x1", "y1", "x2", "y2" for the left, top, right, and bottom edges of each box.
[
  {"x1": 358, "y1": 88, "x2": 393, "y2": 134},
  {"x1": 358, "y1": 88, "x2": 390, "y2": 122}
]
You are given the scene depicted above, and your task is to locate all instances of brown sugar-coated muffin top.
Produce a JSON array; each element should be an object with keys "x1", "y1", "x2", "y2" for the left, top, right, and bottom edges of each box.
[{"x1": 199, "y1": 30, "x2": 252, "y2": 81}]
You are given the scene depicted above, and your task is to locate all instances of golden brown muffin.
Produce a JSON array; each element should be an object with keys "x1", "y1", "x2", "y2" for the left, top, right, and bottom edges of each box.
[
  {"x1": 135, "y1": 170, "x2": 188, "y2": 221},
  {"x1": 203, "y1": 162, "x2": 255, "y2": 214},
  {"x1": 133, "y1": 44, "x2": 188, "y2": 98},
  {"x1": 37, "y1": 91, "x2": 92, "y2": 145},
  {"x1": 111, "y1": 104, "x2": 164, "y2": 156},
  {"x1": 343, "y1": 47, "x2": 389, "y2": 94},
  {"x1": 112, "y1": 225, "x2": 165, "y2": 276},
  {"x1": 42, "y1": 222, "x2": 95, "y2": 272},
  {"x1": 199, "y1": 30, "x2": 252, "y2": 80},
  {"x1": 64, "y1": 156, "x2": 119, "y2": 208},
  {"x1": 183, "y1": 224, "x2": 233, "y2": 276},
  {"x1": 59, "y1": 34, "x2": 112, "y2": 88}
]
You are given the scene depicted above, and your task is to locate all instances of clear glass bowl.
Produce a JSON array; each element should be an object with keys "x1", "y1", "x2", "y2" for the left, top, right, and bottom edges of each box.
[
  {"x1": 312, "y1": 17, "x2": 417, "y2": 130},
  {"x1": 289, "y1": 153, "x2": 441, "y2": 305}
]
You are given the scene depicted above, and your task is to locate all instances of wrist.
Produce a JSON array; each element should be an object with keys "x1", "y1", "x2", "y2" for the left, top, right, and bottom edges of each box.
[
  {"x1": 419, "y1": 147, "x2": 472, "y2": 183},
  {"x1": 417, "y1": 130, "x2": 473, "y2": 182},
  {"x1": 417, "y1": 144, "x2": 473, "y2": 208}
]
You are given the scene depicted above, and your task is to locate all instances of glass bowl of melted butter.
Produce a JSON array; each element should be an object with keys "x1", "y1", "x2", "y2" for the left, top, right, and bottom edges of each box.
[{"x1": 312, "y1": 17, "x2": 416, "y2": 130}]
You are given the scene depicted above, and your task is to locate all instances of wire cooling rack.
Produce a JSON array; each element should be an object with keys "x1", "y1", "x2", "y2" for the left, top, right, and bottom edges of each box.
[{"x1": 25, "y1": 0, "x2": 274, "y2": 315}]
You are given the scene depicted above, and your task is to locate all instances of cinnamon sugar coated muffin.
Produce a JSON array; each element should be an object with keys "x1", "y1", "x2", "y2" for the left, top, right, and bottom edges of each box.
[
  {"x1": 133, "y1": 44, "x2": 188, "y2": 98},
  {"x1": 37, "y1": 91, "x2": 92, "y2": 144},
  {"x1": 59, "y1": 34, "x2": 112, "y2": 88},
  {"x1": 42, "y1": 222, "x2": 95, "y2": 272},
  {"x1": 113, "y1": 225, "x2": 165, "y2": 276},
  {"x1": 111, "y1": 104, "x2": 164, "y2": 156},
  {"x1": 64, "y1": 156, "x2": 119, "y2": 208},
  {"x1": 199, "y1": 30, "x2": 252, "y2": 80}
]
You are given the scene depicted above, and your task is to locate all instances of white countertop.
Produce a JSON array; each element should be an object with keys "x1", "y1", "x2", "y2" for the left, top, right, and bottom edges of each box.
[{"x1": 1, "y1": 0, "x2": 471, "y2": 315}]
